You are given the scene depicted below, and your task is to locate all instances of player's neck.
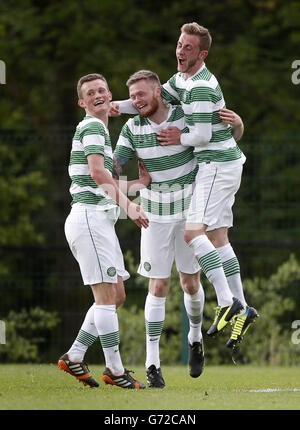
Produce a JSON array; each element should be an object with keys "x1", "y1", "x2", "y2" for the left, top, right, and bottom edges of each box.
[
  {"x1": 86, "y1": 110, "x2": 109, "y2": 127},
  {"x1": 184, "y1": 60, "x2": 205, "y2": 80},
  {"x1": 147, "y1": 102, "x2": 169, "y2": 125}
]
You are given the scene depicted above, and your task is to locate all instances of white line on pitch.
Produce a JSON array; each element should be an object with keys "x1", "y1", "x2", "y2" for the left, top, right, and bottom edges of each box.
[{"x1": 240, "y1": 388, "x2": 300, "y2": 393}]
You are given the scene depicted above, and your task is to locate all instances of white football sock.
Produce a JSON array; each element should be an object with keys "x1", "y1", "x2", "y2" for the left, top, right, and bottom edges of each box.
[
  {"x1": 217, "y1": 243, "x2": 247, "y2": 308},
  {"x1": 67, "y1": 304, "x2": 98, "y2": 362},
  {"x1": 94, "y1": 304, "x2": 124, "y2": 375},
  {"x1": 144, "y1": 293, "x2": 166, "y2": 369},
  {"x1": 184, "y1": 285, "x2": 205, "y2": 345},
  {"x1": 188, "y1": 235, "x2": 233, "y2": 306}
]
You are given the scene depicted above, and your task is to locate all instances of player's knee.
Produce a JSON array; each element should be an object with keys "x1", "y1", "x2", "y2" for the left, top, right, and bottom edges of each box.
[
  {"x1": 149, "y1": 278, "x2": 170, "y2": 297},
  {"x1": 206, "y1": 229, "x2": 229, "y2": 248},
  {"x1": 184, "y1": 229, "x2": 193, "y2": 244},
  {"x1": 181, "y1": 275, "x2": 199, "y2": 295},
  {"x1": 184, "y1": 226, "x2": 206, "y2": 244}
]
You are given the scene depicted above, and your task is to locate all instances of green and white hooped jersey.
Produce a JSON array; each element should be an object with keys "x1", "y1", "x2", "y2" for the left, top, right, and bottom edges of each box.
[
  {"x1": 162, "y1": 64, "x2": 245, "y2": 165},
  {"x1": 68, "y1": 115, "x2": 117, "y2": 210},
  {"x1": 114, "y1": 105, "x2": 198, "y2": 223}
]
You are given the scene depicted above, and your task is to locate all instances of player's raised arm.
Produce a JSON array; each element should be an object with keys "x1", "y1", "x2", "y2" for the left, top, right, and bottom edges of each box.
[{"x1": 219, "y1": 108, "x2": 244, "y2": 141}]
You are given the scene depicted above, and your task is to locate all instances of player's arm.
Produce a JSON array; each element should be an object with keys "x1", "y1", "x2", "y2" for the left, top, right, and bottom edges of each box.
[
  {"x1": 219, "y1": 108, "x2": 244, "y2": 141},
  {"x1": 112, "y1": 153, "x2": 129, "y2": 180},
  {"x1": 161, "y1": 76, "x2": 181, "y2": 104},
  {"x1": 113, "y1": 122, "x2": 152, "y2": 192},
  {"x1": 109, "y1": 100, "x2": 138, "y2": 116},
  {"x1": 109, "y1": 74, "x2": 180, "y2": 117},
  {"x1": 87, "y1": 153, "x2": 149, "y2": 229},
  {"x1": 158, "y1": 84, "x2": 213, "y2": 147},
  {"x1": 112, "y1": 154, "x2": 151, "y2": 194}
]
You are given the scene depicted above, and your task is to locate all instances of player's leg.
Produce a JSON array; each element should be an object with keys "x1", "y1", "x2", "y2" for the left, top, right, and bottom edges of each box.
[
  {"x1": 138, "y1": 221, "x2": 174, "y2": 388},
  {"x1": 145, "y1": 278, "x2": 169, "y2": 388},
  {"x1": 174, "y1": 221, "x2": 205, "y2": 377},
  {"x1": 207, "y1": 227, "x2": 259, "y2": 348},
  {"x1": 180, "y1": 272, "x2": 205, "y2": 378},
  {"x1": 207, "y1": 227, "x2": 247, "y2": 307},
  {"x1": 184, "y1": 175, "x2": 242, "y2": 335},
  {"x1": 205, "y1": 163, "x2": 258, "y2": 347},
  {"x1": 58, "y1": 208, "x2": 101, "y2": 386},
  {"x1": 60, "y1": 208, "x2": 144, "y2": 389},
  {"x1": 185, "y1": 164, "x2": 245, "y2": 335},
  {"x1": 90, "y1": 281, "x2": 144, "y2": 389},
  {"x1": 66, "y1": 278, "x2": 126, "y2": 365},
  {"x1": 60, "y1": 207, "x2": 126, "y2": 366}
]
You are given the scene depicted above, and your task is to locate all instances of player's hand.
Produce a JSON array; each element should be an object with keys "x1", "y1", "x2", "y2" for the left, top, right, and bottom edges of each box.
[
  {"x1": 219, "y1": 108, "x2": 242, "y2": 128},
  {"x1": 138, "y1": 162, "x2": 151, "y2": 187},
  {"x1": 109, "y1": 102, "x2": 121, "y2": 117},
  {"x1": 156, "y1": 126, "x2": 182, "y2": 146},
  {"x1": 127, "y1": 202, "x2": 149, "y2": 228}
]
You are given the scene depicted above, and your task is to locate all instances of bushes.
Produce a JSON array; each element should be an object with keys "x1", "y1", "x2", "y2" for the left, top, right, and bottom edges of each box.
[
  {"x1": 236, "y1": 254, "x2": 300, "y2": 365},
  {"x1": 1, "y1": 255, "x2": 299, "y2": 365},
  {"x1": 118, "y1": 254, "x2": 300, "y2": 366},
  {"x1": 0, "y1": 307, "x2": 60, "y2": 363}
]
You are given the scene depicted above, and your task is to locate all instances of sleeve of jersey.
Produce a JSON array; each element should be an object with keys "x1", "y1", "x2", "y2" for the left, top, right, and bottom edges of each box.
[
  {"x1": 161, "y1": 75, "x2": 180, "y2": 104},
  {"x1": 114, "y1": 123, "x2": 135, "y2": 159},
  {"x1": 180, "y1": 85, "x2": 213, "y2": 148},
  {"x1": 80, "y1": 121, "x2": 106, "y2": 156},
  {"x1": 116, "y1": 99, "x2": 138, "y2": 114}
]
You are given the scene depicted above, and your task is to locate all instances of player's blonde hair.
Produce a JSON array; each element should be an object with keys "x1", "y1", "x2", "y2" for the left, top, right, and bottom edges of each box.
[
  {"x1": 181, "y1": 22, "x2": 212, "y2": 51},
  {"x1": 77, "y1": 73, "x2": 109, "y2": 99},
  {"x1": 126, "y1": 70, "x2": 161, "y2": 88}
]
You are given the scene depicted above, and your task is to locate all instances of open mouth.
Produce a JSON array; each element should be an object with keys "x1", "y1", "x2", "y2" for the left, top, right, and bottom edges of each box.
[
  {"x1": 137, "y1": 104, "x2": 147, "y2": 110},
  {"x1": 94, "y1": 100, "x2": 104, "y2": 106},
  {"x1": 178, "y1": 58, "x2": 186, "y2": 66}
]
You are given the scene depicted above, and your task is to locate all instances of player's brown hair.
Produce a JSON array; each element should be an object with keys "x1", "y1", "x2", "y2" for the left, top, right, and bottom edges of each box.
[
  {"x1": 77, "y1": 73, "x2": 109, "y2": 98},
  {"x1": 181, "y1": 22, "x2": 212, "y2": 51},
  {"x1": 126, "y1": 70, "x2": 161, "y2": 88}
]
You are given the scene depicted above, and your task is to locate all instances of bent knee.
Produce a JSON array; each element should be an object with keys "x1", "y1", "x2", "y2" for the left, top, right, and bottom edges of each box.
[
  {"x1": 180, "y1": 273, "x2": 200, "y2": 295},
  {"x1": 149, "y1": 278, "x2": 170, "y2": 297},
  {"x1": 184, "y1": 224, "x2": 206, "y2": 244}
]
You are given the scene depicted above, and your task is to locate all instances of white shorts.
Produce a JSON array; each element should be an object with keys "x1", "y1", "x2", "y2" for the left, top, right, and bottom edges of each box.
[
  {"x1": 138, "y1": 220, "x2": 200, "y2": 278},
  {"x1": 186, "y1": 161, "x2": 243, "y2": 231},
  {"x1": 64, "y1": 206, "x2": 130, "y2": 285}
]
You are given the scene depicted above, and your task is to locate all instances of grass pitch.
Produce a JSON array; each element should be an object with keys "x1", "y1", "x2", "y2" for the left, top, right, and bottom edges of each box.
[{"x1": 0, "y1": 364, "x2": 299, "y2": 410}]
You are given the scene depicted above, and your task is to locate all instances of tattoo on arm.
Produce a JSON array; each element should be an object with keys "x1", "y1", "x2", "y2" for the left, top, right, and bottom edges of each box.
[{"x1": 112, "y1": 154, "x2": 129, "y2": 179}]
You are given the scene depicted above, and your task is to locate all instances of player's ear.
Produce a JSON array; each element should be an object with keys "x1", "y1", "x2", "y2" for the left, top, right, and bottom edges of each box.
[
  {"x1": 200, "y1": 50, "x2": 208, "y2": 60},
  {"x1": 78, "y1": 99, "x2": 85, "y2": 109}
]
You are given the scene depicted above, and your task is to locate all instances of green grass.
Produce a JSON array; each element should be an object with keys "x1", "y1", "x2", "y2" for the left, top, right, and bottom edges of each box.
[{"x1": 0, "y1": 364, "x2": 300, "y2": 410}]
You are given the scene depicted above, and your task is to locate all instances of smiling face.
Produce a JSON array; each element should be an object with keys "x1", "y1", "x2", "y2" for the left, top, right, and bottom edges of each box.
[
  {"x1": 129, "y1": 79, "x2": 161, "y2": 118},
  {"x1": 176, "y1": 32, "x2": 208, "y2": 78},
  {"x1": 78, "y1": 79, "x2": 112, "y2": 119}
]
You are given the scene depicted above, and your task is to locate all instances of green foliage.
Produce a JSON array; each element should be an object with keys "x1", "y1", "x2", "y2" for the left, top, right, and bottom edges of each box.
[
  {"x1": 118, "y1": 255, "x2": 300, "y2": 366},
  {"x1": 0, "y1": 136, "x2": 46, "y2": 247},
  {"x1": 0, "y1": 307, "x2": 60, "y2": 363},
  {"x1": 0, "y1": 0, "x2": 300, "y2": 364},
  {"x1": 236, "y1": 254, "x2": 300, "y2": 365}
]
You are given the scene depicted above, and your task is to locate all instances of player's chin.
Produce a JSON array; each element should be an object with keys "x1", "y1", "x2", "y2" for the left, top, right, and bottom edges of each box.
[{"x1": 177, "y1": 60, "x2": 186, "y2": 72}]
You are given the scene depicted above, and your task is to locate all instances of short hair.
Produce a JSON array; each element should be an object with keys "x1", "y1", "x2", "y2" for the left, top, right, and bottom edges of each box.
[
  {"x1": 181, "y1": 22, "x2": 212, "y2": 51},
  {"x1": 126, "y1": 70, "x2": 161, "y2": 88},
  {"x1": 77, "y1": 73, "x2": 108, "y2": 99}
]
